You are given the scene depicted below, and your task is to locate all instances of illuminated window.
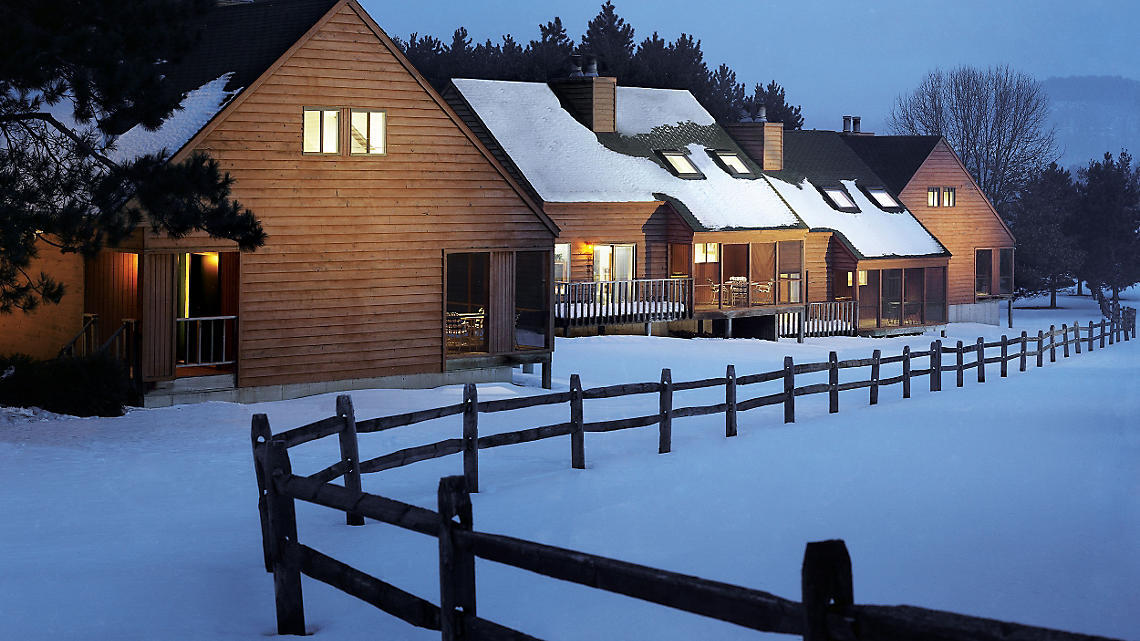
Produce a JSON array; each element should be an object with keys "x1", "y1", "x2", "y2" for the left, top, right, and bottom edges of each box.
[
  {"x1": 942, "y1": 187, "x2": 956, "y2": 207},
  {"x1": 712, "y1": 151, "x2": 753, "y2": 176},
  {"x1": 927, "y1": 187, "x2": 941, "y2": 207},
  {"x1": 822, "y1": 187, "x2": 857, "y2": 211},
  {"x1": 553, "y1": 243, "x2": 570, "y2": 281},
  {"x1": 693, "y1": 242, "x2": 719, "y2": 264},
  {"x1": 657, "y1": 150, "x2": 705, "y2": 178},
  {"x1": 847, "y1": 270, "x2": 868, "y2": 287},
  {"x1": 866, "y1": 187, "x2": 900, "y2": 209},
  {"x1": 303, "y1": 107, "x2": 339, "y2": 154},
  {"x1": 350, "y1": 110, "x2": 386, "y2": 155}
]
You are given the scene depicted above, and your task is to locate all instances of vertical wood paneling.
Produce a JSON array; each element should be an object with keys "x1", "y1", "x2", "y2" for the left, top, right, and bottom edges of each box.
[
  {"x1": 140, "y1": 253, "x2": 175, "y2": 382},
  {"x1": 84, "y1": 251, "x2": 139, "y2": 345},
  {"x1": 488, "y1": 252, "x2": 514, "y2": 353}
]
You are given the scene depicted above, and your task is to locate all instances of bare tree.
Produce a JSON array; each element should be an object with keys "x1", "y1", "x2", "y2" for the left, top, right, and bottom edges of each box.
[{"x1": 889, "y1": 65, "x2": 1057, "y2": 210}]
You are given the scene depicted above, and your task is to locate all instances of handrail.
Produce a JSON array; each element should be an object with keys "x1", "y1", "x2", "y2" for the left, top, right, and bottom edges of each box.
[
  {"x1": 58, "y1": 313, "x2": 99, "y2": 358},
  {"x1": 555, "y1": 277, "x2": 693, "y2": 327}
]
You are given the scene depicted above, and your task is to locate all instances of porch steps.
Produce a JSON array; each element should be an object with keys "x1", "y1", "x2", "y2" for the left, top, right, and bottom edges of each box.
[{"x1": 144, "y1": 374, "x2": 237, "y2": 408}]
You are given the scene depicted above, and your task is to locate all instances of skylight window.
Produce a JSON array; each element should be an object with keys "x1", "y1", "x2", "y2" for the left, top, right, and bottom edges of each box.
[
  {"x1": 657, "y1": 150, "x2": 705, "y2": 179},
  {"x1": 822, "y1": 187, "x2": 857, "y2": 211},
  {"x1": 866, "y1": 187, "x2": 900, "y2": 209},
  {"x1": 713, "y1": 151, "x2": 753, "y2": 176}
]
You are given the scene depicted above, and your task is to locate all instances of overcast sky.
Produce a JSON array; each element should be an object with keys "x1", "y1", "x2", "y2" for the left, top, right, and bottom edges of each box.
[{"x1": 360, "y1": 0, "x2": 1140, "y2": 132}]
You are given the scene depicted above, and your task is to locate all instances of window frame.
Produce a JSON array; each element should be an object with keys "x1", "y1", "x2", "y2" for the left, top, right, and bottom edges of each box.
[
  {"x1": 927, "y1": 187, "x2": 941, "y2": 208},
  {"x1": 706, "y1": 149, "x2": 754, "y2": 177},
  {"x1": 693, "y1": 242, "x2": 719, "y2": 264},
  {"x1": 819, "y1": 185, "x2": 860, "y2": 213},
  {"x1": 655, "y1": 150, "x2": 706, "y2": 179},
  {"x1": 348, "y1": 109, "x2": 387, "y2": 156},
  {"x1": 942, "y1": 186, "x2": 957, "y2": 207},
  {"x1": 975, "y1": 249, "x2": 994, "y2": 298},
  {"x1": 591, "y1": 243, "x2": 637, "y2": 282},
  {"x1": 302, "y1": 106, "x2": 341, "y2": 155},
  {"x1": 861, "y1": 185, "x2": 903, "y2": 212},
  {"x1": 553, "y1": 243, "x2": 571, "y2": 282}
]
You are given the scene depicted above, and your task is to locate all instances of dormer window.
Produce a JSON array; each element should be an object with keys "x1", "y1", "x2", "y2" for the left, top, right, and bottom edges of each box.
[
  {"x1": 865, "y1": 187, "x2": 900, "y2": 209},
  {"x1": 820, "y1": 186, "x2": 859, "y2": 212},
  {"x1": 708, "y1": 150, "x2": 754, "y2": 177},
  {"x1": 303, "y1": 107, "x2": 339, "y2": 154},
  {"x1": 656, "y1": 150, "x2": 705, "y2": 179}
]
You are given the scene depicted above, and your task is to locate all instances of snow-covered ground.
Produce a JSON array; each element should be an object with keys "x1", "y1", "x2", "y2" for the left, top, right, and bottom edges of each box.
[{"x1": 2, "y1": 291, "x2": 1137, "y2": 641}]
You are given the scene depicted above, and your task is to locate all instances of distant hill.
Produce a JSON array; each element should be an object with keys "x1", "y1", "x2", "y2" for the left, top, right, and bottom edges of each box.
[{"x1": 1043, "y1": 75, "x2": 1140, "y2": 170}]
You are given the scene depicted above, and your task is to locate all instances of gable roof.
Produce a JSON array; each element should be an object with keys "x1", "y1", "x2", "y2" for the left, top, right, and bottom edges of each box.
[
  {"x1": 449, "y1": 79, "x2": 804, "y2": 232},
  {"x1": 760, "y1": 130, "x2": 948, "y2": 260},
  {"x1": 840, "y1": 135, "x2": 942, "y2": 194}
]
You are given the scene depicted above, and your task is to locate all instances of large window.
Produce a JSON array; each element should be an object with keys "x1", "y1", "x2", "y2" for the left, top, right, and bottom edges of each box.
[
  {"x1": 349, "y1": 110, "x2": 385, "y2": 155},
  {"x1": 693, "y1": 242, "x2": 719, "y2": 264},
  {"x1": 592, "y1": 244, "x2": 635, "y2": 282},
  {"x1": 880, "y1": 269, "x2": 903, "y2": 328},
  {"x1": 777, "y1": 240, "x2": 802, "y2": 304},
  {"x1": 303, "y1": 107, "x2": 339, "y2": 154},
  {"x1": 446, "y1": 252, "x2": 489, "y2": 354},
  {"x1": 999, "y1": 248, "x2": 1014, "y2": 294},
  {"x1": 515, "y1": 251, "x2": 549, "y2": 350},
  {"x1": 553, "y1": 243, "x2": 570, "y2": 282},
  {"x1": 975, "y1": 249, "x2": 993, "y2": 297}
]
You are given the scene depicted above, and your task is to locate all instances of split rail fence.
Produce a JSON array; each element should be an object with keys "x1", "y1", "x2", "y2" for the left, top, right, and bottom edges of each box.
[{"x1": 252, "y1": 310, "x2": 1134, "y2": 640}]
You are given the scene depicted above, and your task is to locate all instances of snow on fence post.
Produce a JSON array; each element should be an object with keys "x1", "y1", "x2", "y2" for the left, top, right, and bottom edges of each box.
[
  {"x1": 869, "y1": 349, "x2": 880, "y2": 406},
  {"x1": 1062, "y1": 324, "x2": 1070, "y2": 358},
  {"x1": 976, "y1": 338, "x2": 985, "y2": 383},
  {"x1": 930, "y1": 341, "x2": 942, "y2": 392},
  {"x1": 335, "y1": 395, "x2": 365, "y2": 526},
  {"x1": 462, "y1": 384, "x2": 479, "y2": 494},
  {"x1": 262, "y1": 439, "x2": 306, "y2": 635},
  {"x1": 1049, "y1": 325, "x2": 1057, "y2": 362},
  {"x1": 801, "y1": 540, "x2": 854, "y2": 641},
  {"x1": 251, "y1": 414, "x2": 274, "y2": 573},
  {"x1": 1088, "y1": 320, "x2": 1095, "y2": 352},
  {"x1": 1000, "y1": 335, "x2": 1008, "y2": 378},
  {"x1": 902, "y1": 346, "x2": 911, "y2": 399},
  {"x1": 955, "y1": 340, "x2": 964, "y2": 388},
  {"x1": 783, "y1": 356, "x2": 795, "y2": 424},
  {"x1": 437, "y1": 476, "x2": 475, "y2": 641},
  {"x1": 658, "y1": 369, "x2": 672, "y2": 454},
  {"x1": 828, "y1": 352, "x2": 839, "y2": 414},
  {"x1": 725, "y1": 364, "x2": 738, "y2": 438},
  {"x1": 570, "y1": 374, "x2": 585, "y2": 470},
  {"x1": 1026, "y1": 328, "x2": 1035, "y2": 369},
  {"x1": 1036, "y1": 330, "x2": 1044, "y2": 368}
]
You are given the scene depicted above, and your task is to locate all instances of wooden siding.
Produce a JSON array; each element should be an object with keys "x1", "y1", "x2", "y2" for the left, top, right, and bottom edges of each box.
[
  {"x1": 139, "y1": 253, "x2": 176, "y2": 381},
  {"x1": 548, "y1": 77, "x2": 617, "y2": 133},
  {"x1": 723, "y1": 122, "x2": 783, "y2": 171},
  {"x1": 84, "y1": 251, "x2": 139, "y2": 346},
  {"x1": 547, "y1": 201, "x2": 692, "y2": 282},
  {"x1": 899, "y1": 140, "x2": 1014, "y2": 306},
  {"x1": 488, "y1": 252, "x2": 514, "y2": 353},
  {"x1": 804, "y1": 231, "x2": 858, "y2": 302},
  {"x1": 185, "y1": 4, "x2": 553, "y2": 388},
  {"x1": 0, "y1": 244, "x2": 85, "y2": 359}
]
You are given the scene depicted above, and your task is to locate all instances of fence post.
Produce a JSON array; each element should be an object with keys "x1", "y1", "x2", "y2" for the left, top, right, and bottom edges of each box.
[
  {"x1": 1000, "y1": 335, "x2": 1008, "y2": 378},
  {"x1": 976, "y1": 337, "x2": 985, "y2": 383},
  {"x1": 783, "y1": 356, "x2": 795, "y2": 424},
  {"x1": 1109, "y1": 318, "x2": 1115, "y2": 346},
  {"x1": 334, "y1": 395, "x2": 365, "y2": 526},
  {"x1": 1074, "y1": 321, "x2": 1082, "y2": 354},
  {"x1": 570, "y1": 374, "x2": 585, "y2": 470},
  {"x1": 798, "y1": 306, "x2": 806, "y2": 344},
  {"x1": 462, "y1": 384, "x2": 479, "y2": 493},
  {"x1": 438, "y1": 476, "x2": 475, "y2": 641},
  {"x1": 262, "y1": 440, "x2": 306, "y2": 636},
  {"x1": 1062, "y1": 324, "x2": 1070, "y2": 358},
  {"x1": 659, "y1": 368, "x2": 673, "y2": 454},
  {"x1": 869, "y1": 349, "x2": 880, "y2": 406},
  {"x1": 251, "y1": 414, "x2": 274, "y2": 573},
  {"x1": 1020, "y1": 331, "x2": 1028, "y2": 371},
  {"x1": 1099, "y1": 320, "x2": 1106, "y2": 349},
  {"x1": 930, "y1": 341, "x2": 942, "y2": 392},
  {"x1": 1048, "y1": 325, "x2": 1057, "y2": 362},
  {"x1": 1088, "y1": 320, "x2": 1095, "y2": 351},
  {"x1": 1036, "y1": 330, "x2": 1044, "y2": 368},
  {"x1": 828, "y1": 351, "x2": 839, "y2": 414},
  {"x1": 955, "y1": 340, "x2": 964, "y2": 387},
  {"x1": 901, "y1": 346, "x2": 911, "y2": 399},
  {"x1": 725, "y1": 364, "x2": 738, "y2": 438},
  {"x1": 801, "y1": 540, "x2": 854, "y2": 641}
]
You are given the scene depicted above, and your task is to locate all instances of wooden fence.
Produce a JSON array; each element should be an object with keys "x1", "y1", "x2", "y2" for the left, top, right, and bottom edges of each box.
[{"x1": 252, "y1": 311, "x2": 1134, "y2": 639}]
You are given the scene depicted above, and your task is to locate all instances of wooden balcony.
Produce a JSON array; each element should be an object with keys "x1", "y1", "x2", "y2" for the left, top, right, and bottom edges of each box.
[{"x1": 555, "y1": 278, "x2": 693, "y2": 328}]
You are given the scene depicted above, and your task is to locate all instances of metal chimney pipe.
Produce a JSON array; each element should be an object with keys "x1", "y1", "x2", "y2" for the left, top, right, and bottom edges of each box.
[
  {"x1": 583, "y1": 54, "x2": 599, "y2": 77},
  {"x1": 852, "y1": 116, "x2": 861, "y2": 133},
  {"x1": 758, "y1": 104, "x2": 767, "y2": 123},
  {"x1": 568, "y1": 54, "x2": 584, "y2": 78},
  {"x1": 842, "y1": 115, "x2": 852, "y2": 133}
]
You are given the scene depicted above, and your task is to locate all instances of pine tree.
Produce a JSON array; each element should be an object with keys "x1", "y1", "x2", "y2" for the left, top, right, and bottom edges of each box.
[
  {"x1": 629, "y1": 32, "x2": 669, "y2": 87},
  {"x1": 1073, "y1": 151, "x2": 1140, "y2": 311},
  {"x1": 580, "y1": 2, "x2": 636, "y2": 81},
  {"x1": 0, "y1": 0, "x2": 264, "y2": 314},
  {"x1": 526, "y1": 17, "x2": 575, "y2": 81},
  {"x1": 742, "y1": 81, "x2": 804, "y2": 129},
  {"x1": 1006, "y1": 163, "x2": 1082, "y2": 307},
  {"x1": 703, "y1": 65, "x2": 745, "y2": 123}
]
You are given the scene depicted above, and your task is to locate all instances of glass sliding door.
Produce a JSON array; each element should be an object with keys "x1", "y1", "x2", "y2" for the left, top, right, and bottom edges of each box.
[
  {"x1": 612, "y1": 244, "x2": 635, "y2": 281},
  {"x1": 515, "y1": 251, "x2": 549, "y2": 350},
  {"x1": 446, "y1": 252, "x2": 490, "y2": 354},
  {"x1": 592, "y1": 245, "x2": 613, "y2": 282}
]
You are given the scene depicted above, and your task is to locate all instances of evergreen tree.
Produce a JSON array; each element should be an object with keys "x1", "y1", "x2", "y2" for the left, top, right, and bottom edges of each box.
[
  {"x1": 742, "y1": 81, "x2": 805, "y2": 129},
  {"x1": 0, "y1": 0, "x2": 264, "y2": 314},
  {"x1": 629, "y1": 32, "x2": 669, "y2": 87},
  {"x1": 1073, "y1": 150, "x2": 1140, "y2": 311},
  {"x1": 703, "y1": 64, "x2": 745, "y2": 123},
  {"x1": 1005, "y1": 163, "x2": 1082, "y2": 307},
  {"x1": 580, "y1": 2, "x2": 636, "y2": 81},
  {"x1": 525, "y1": 17, "x2": 575, "y2": 81}
]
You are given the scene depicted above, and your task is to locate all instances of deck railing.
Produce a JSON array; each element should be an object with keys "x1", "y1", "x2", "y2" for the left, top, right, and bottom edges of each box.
[
  {"x1": 176, "y1": 316, "x2": 237, "y2": 367},
  {"x1": 804, "y1": 300, "x2": 858, "y2": 337},
  {"x1": 555, "y1": 278, "x2": 692, "y2": 328}
]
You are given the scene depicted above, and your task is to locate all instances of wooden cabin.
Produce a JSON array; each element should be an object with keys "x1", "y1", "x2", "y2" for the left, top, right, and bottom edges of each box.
[
  {"x1": 6, "y1": 0, "x2": 558, "y2": 406},
  {"x1": 446, "y1": 77, "x2": 816, "y2": 340},
  {"x1": 843, "y1": 134, "x2": 1015, "y2": 324}
]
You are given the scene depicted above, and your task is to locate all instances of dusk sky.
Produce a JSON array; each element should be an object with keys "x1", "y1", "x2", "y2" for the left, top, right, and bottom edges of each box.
[{"x1": 360, "y1": 0, "x2": 1140, "y2": 132}]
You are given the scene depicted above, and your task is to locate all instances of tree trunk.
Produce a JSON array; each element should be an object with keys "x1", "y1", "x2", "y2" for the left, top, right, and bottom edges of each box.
[
  {"x1": 1076, "y1": 280, "x2": 1083, "y2": 296},
  {"x1": 1049, "y1": 286, "x2": 1057, "y2": 308},
  {"x1": 1007, "y1": 298, "x2": 1013, "y2": 329}
]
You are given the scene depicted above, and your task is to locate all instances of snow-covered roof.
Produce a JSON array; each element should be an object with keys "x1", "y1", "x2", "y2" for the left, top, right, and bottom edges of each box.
[
  {"x1": 109, "y1": 74, "x2": 240, "y2": 164},
  {"x1": 767, "y1": 178, "x2": 946, "y2": 258},
  {"x1": 451, "y1": 79, "x2": 802, "y2": 231}
]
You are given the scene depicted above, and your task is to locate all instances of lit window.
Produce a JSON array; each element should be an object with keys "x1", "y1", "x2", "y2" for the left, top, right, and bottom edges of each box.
[
  {"x1": 303, "y1": 107, "x2": 339, "y2": 154},
  {"x1": 822, "y1": 187, "x2": 857, "y2": 211},
  {"x1": 694, "y1": 242, "x2": 719, "y2": 264},
  {"x1": 350, "y1": 110, "x2": 386, "y2": 155},
  {"x1": 553, "y1": 243, "x2": 570, "y2": 282},
  {"x1": 866, "y1": 187, "x2": 900, "y2": 209},
  {"x1": 927, "y1": 187, "x2": 941, "y2": 207},
  {"x1": 942, "y1": 187, "x2": 956, "y2": 207},
  {"x1": 858, "y1": 270, "x2": 868, "y2": 286},
  {"x1": 713, "y1": 151, "x2": 752, "y2": 176},
  {"x1": 657, "y1": 150, "x2": 705, "y2": 178}
]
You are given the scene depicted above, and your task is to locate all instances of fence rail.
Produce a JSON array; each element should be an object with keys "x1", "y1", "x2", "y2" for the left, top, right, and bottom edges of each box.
[{"x1": 554, "y1": 278, "x2": 692, "y2": 328}]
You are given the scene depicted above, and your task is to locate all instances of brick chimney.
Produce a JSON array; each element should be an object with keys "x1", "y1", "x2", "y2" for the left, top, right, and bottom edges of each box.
[
  {"x1": 723, "y1": 121, "x2": 784, "y2": 171},
  {"x1": 548, "y1": 54, "x2": 616, "y2": 133}
]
